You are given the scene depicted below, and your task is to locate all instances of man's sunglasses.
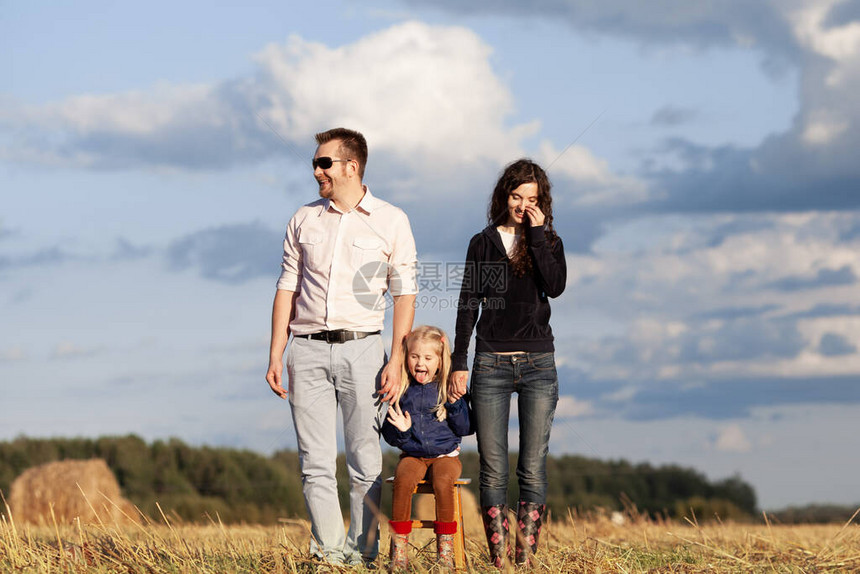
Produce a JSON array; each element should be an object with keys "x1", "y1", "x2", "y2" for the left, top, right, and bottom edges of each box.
[{"x1": 312, "y1": 157, "x2": 351, "y2": 170}]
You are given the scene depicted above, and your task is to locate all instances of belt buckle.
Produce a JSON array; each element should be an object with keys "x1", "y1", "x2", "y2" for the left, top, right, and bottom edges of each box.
[{"x1": 327, "y1": 330, "x2": 345, "y2": 344}]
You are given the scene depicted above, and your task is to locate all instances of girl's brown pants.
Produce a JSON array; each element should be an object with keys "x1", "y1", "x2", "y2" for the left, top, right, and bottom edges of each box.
[{"x1": 391, "y1": 455, "x2": 462, "y2": 523}]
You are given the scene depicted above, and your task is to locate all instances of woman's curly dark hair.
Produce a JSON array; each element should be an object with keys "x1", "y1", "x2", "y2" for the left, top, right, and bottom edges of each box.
[{"x1": 488, "y1": 159, "x2": 557, "y2": 277}]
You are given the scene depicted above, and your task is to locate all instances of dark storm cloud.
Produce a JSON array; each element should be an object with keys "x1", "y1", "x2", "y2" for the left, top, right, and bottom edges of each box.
[
  {"x1": 838, "y1": 220, "x2": 860, "y2": 242},
  {"x1": 651, "y1": 105, "x2": 698, "y2": 127},
  {"x1": 616, "y1": 374, "x2": 860, "y2": 420},
  {"x1": 0, "y1": 246, "x2": 75, "y2": 273},
  {"x1": 647, "y1": 142, "x2": 860, "y2": 213},
  {"x1": 406, "y1": 0, "x2": 799, "y2": 59},
  {"x1": 0, "y1": 239, "x2": 152, "y2": 278},
  {"x1": 781, "y1": 303, "x2": 860, "y2": 321},
  {"x1": 702, "y1": 216, "x2": 777, "y2": 248},
  {"x1": 1, "y1": 76, "x2": 303, "y2": 172},
  {"x1": 557, "y1": 357, "x2": 860, "y2": 421},
  {"x1": 576, "y1": 315, "x2": 807, "y2": 386},
  {"x1": 166, "y1": 221, "x2": 283, "y2": 283},
  {"x1": 692, "y1": 304, "x2": 781, "y2": 322},
  {"x1": 818, "y1": 333, "x2": 857, "y2": 357},
  {"x1": 111, "y1": 238, "x2": 153, "y2": 261},
  {"x1": 5, "y1": 2, "x2": 859, "y2": 223},
  {"x1": 824, "y1": 2, "x2": 860, "y2": 27},
  {"x1": 677, "y1": 318, "x2": 805, "y2": 363},
  {"x1": 767, "y1": 265, "x2": 857, "y2": 292},
  {"x1": 65, "y1": 82, "x2": 288, "y2": 171},
  {"x1": 411, "y1": 1, "x2": 860, "y2": 216}
]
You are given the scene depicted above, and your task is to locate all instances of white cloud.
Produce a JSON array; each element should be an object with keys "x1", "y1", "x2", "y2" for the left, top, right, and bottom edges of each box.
[
  {"x1": 537, "y1": 140, "x2": 650, "y2": 207},
  {"x1": 0, "y1": 21, "x2": 552, "y2": 182},
  {"x1": 254, "y1": 22, "x2": 535, "y2": 168},
  {"x1": 45, "y1": 84, "x2": 214, "y2": 135},
  {"x1": 418, "y1": 0, "x2": 860, "y2": 214},
  {"x1": 565, "y1": 211, "x2": 860, "y2": 380},
  {"x1": 790, "y1": 0, "x2": 860, "y2": 60},
  {"x1": 802, "y1": 114, "x2": 849, "y2": 145},
  {"x1": 713, "y1": 424, "x2": 752, "y2": 453},
  {"x1": 555, "y1": 395, "x2": 594, "y2": 418},
  {"x1": 603, "y1": 386, "x2": 638, "y2": 403},
  {"x1": 0, "y1": 346, "x2": 27, "y2": 362},
  {"x1": 51, "y1": 342, "x2": 102, "y2": 360}
]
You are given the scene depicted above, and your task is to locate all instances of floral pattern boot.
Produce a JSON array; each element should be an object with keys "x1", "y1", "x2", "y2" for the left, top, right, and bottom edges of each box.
[
  {"x1": 434, "y1": 521, "x2": 458, "y2": 569},
  {"x1": 388, "y1": 520, "x2": 412, "y2": 572}
]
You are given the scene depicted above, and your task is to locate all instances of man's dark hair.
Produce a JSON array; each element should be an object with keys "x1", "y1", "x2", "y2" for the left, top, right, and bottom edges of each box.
[{"x1": 315, "y1": 128, "x2": 368, "y2": 179}]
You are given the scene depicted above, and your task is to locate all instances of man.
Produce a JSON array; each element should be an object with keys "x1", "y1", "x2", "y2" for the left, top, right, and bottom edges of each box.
[{"x1": 266, "y1": 127, "x2": 417, "y2": 565}]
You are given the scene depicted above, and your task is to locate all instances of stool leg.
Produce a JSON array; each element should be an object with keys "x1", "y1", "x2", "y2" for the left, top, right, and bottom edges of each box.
[{"x1": 454, "y1": 485, "x2": 465, "y2": 569}]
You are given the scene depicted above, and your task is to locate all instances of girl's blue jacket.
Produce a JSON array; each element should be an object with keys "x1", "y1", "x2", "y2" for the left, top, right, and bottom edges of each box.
[{"x1": 382, "y1": 380, "x2": 472, "y2": 458}]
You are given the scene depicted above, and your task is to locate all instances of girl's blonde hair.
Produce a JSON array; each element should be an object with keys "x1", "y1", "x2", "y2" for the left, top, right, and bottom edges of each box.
[{"x1": 396, "y1": 325, "x2": 453, "y2": 421}]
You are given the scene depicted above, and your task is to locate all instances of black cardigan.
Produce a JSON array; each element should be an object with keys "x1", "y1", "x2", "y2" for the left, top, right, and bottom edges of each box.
[{"x1": 451, "y1": 225, "x2": 566, "y2": 372}]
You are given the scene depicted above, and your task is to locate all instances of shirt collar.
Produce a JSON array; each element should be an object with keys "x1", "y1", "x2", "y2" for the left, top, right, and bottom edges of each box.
[{"x1": 323, "y1": 185, "x2": 378, "y2": 215}]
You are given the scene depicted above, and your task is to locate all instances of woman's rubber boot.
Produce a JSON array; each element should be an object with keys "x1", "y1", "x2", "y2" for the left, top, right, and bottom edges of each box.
[
  {"x1": 481, "y1": 505, "x2": 510, "y2": 568},
  {"x1": 434, "y1": 521, "x2": 458, "y2": 570},
  {"x1": 388, "y1": 520, "x2": 412, "y2": 572},
  {"x1": 515, "y1": 501, "x2": 546, "y2": 567}
]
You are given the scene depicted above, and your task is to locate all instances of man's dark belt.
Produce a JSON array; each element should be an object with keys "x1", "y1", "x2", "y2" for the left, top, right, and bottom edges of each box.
[{"x1": 296, "y1": 330, "x2": 380, "y2": 344}]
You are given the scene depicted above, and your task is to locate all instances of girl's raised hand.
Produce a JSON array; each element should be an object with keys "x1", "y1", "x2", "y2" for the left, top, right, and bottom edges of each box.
[{"x1": 386, "y1": 402, "x2": 412, "y2": 432}]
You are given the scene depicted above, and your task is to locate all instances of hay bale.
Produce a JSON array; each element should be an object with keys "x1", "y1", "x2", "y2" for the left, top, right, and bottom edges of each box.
[{"x1": 7, "y1": 459, "x2": 138, "y2": 525}]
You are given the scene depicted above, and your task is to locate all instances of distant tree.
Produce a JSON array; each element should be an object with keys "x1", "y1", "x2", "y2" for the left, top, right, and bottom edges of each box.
[
  {"x1": 769, "y1": 504, "x2": 860, "y2": 524},
  {"x1": 675, "y1": 496, "x2": 749, "y2": 522},
  {"x1": 0, "y1": 436, "x2": 760, "y2": 524},
  {"x1": 711, "y1": 474, "x2": 757, "y2": 515}
]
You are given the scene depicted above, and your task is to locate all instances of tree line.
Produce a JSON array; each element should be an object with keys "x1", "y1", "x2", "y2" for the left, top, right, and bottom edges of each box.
[{"x1": 0, "y1": 435, "x2": 759, "y2": 524}]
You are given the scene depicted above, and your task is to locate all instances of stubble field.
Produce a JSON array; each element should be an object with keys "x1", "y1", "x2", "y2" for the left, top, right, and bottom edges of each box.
[{"x1": 2, "y1": 507, "x2": 858, "y2": 573}]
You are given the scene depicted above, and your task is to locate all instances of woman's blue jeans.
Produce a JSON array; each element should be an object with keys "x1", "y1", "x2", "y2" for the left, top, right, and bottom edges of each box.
[{"x1": 471, "y1": 352, "x2": 559, "y2": 507}]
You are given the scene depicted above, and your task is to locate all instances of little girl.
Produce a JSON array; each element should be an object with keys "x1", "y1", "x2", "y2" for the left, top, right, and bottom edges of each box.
[{"x1": 382, "y1": 325, "x2": 472, "y2": 571}]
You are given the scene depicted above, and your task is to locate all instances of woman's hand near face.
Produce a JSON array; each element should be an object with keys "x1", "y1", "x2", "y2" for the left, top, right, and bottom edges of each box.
[{"x1": 524, "y1": 204, "x2": 545, "y2": 227}]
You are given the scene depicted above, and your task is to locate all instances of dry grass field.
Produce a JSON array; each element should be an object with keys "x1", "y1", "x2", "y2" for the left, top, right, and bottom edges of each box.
[{"x1": 2, "y1": 500, "x2": 859, "y2": 573}]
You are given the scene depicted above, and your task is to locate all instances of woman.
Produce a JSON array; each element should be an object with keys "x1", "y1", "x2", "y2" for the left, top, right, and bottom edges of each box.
[{"x1": 449, "y1": 159, "x2": 566, "y2": 568}]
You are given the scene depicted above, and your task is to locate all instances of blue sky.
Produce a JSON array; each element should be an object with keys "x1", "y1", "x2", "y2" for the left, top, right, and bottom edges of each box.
[{"x1": 2, "y1": 0, "x2": 859, "y2": 510}]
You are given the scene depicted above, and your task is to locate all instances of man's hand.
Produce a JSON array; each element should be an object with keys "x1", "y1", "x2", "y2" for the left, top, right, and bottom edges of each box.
[
  {"x1": 266, "y1": 290, "x2": 296, "y2": 400},
  {"x1": 380, "y1": 293, "x2": 415, "y2": 403},
  {"x1": 379, "y1": 357, "x2": 403, "y2": 403},
  {"x1": 449, "y1": 370, "x2": 468, "y2": 401},
  {"x1": 386, "y1": 402, "x2": 412, "y2": 432},
  {"x1": 266, "y1": 359, "x2": 288, "y2": 399}
]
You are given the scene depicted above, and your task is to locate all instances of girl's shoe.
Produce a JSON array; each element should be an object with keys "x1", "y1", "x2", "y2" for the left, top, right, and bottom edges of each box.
[
  {"x1": 434, "y1": 521, "x2": 458, "y2": 569},
  {"x1": 388, "y1": 520, "x2": 412, "y2": 572}
]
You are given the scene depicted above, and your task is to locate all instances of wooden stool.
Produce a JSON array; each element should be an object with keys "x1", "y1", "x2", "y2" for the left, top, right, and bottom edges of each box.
[{"x1": 386, "y1": 476, "x2": 471, "y2": 569}]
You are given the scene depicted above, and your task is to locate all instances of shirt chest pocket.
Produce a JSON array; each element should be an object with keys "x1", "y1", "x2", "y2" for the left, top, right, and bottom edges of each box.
[
  {"x1": 298, "y1": 231, "x2": 324, "y2": 267},
  {"x1": 351, "y1": 236, "x2": 386, "y2": 268}
]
